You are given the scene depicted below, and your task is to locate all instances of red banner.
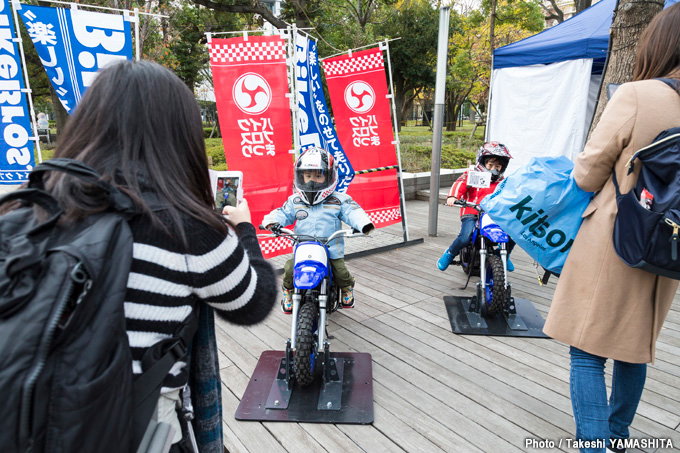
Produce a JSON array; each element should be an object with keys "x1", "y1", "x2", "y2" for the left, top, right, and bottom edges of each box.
[
  {"x1": 322, "y1": 48, "x2": 402, "y2": 228},
  {"x1": 210, "y1": 36, "x2": 293, "y2": 258}
]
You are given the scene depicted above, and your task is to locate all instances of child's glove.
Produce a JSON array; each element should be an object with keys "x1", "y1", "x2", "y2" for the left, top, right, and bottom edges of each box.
[
  {"x1": 362, "y1": 223, "x2": 375, "y2": 235},
  {"x1": 267, "y1": 223, "x2": 282, "y2": 234}
]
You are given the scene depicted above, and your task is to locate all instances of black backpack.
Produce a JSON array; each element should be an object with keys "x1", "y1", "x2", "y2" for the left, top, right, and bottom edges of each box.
[
  {"x1": 0, "y1": 159, "x2": 194, "y2": 453},
  {"x1": 612, "y1": 79, "x2": 680, "y2": 278}
]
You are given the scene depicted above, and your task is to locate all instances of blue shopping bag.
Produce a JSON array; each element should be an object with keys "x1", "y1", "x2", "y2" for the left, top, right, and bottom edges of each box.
[{"x1": 480, "y1": 156, "x2": 593, "y2": 274}]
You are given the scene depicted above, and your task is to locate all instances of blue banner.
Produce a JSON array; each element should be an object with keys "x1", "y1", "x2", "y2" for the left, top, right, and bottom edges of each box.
[
  {"x1": 0, "y1": 0, "x2": 34, "y2": 184},
  {"x1": 18, "y1": 4, "x2": 132, "y2": 114},
  {"x1": 295, "y1": 33, "x2": 354, "y2": 192}
]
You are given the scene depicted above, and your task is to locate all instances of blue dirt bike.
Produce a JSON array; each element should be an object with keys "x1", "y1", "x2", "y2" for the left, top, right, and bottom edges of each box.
[
  {"x1": 259, "y1": 226, "x2": 365, "y2": 386},
  {"x1": 452, "y1": 200, "x2": 512, "y2": 317}
]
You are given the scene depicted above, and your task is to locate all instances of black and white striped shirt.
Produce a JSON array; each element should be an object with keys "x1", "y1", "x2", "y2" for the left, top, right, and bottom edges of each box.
[{"x1": 124, "y1": 216, "x2": 276, "y2": 391}]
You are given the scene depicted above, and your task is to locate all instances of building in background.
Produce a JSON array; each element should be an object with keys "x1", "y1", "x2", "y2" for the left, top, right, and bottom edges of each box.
[{"x1": 261, "y1": 0, "x2": 281, "y2": 34}]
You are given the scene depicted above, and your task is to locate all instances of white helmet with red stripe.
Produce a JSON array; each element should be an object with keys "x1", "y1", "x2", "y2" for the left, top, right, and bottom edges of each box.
[
  {"x1": 293, "y1": 147, "x2": 338, "y2": 205},
  {"x1": 475, "y1": 141, "x2": 512, "y2": 182}
]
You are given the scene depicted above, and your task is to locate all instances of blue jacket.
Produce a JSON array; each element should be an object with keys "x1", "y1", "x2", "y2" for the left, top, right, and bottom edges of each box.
[{"x1": 262, "y1": 192, "x2": 373, "y2": 259}]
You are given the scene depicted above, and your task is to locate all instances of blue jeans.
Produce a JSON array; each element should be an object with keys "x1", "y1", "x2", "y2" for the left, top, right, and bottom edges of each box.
[
  {"x1": 446, "y1": 217, "x2": 476, "y2": 257},
  {"x1": 569, "y1": 346, "x2": 647, "y2": 453}
]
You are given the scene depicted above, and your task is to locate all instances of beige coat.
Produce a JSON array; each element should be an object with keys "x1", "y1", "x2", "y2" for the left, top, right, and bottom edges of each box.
[{"x1": 543, "y1": 79, "x2": 680, "y2": 363}]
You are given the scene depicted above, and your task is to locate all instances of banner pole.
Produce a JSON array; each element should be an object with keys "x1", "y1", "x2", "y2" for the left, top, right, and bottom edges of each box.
[
  {"x1": 484, "y1": 54, "x2": 494, "y2": 141},
  {"x1": 133, "y1": 7, "x2": 140, "y2": 61},
  {"x1": 382, "y1": 39, "x2": 410, "y2": 242},
  {"x1": 429, "y1": 6, "x2": 450, "y2": 237},
  {"x1": 11, "y1": 0, "x2": 42, "y2": 164},
  {"x1": 19, "y1": 0, "x2": 166, "y2": 18},
  {"x1": 289, "y1": 25, "x2": 299, "y2": 157}
]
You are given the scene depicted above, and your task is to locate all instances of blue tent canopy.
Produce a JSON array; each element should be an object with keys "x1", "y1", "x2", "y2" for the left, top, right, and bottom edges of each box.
[{"x1": 494, "y1": 0, "x2": 679, "y2": 70}]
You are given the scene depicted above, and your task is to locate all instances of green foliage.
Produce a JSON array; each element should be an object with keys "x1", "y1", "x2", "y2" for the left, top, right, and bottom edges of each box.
[
  {"x1": 205, "y1": 138, "x2": 227, "y2": 170},
  {"x1": 286, "y1": 0, "x2": 397, "y2": 55},
  {"x1": 397, "y1": 125, "x2": 484, "y2": 172},
  {"x1": 481, "y1": 0, "x2": 545, "y2": 35},
  {"x1": 445, "y1": 0, "x2": 546, "y2": 124},
  {"x1": 35, "y1": 147, "x2": 55, "y2": 163},
  {"x1": 375, "y1": 0, "x2": 441, "y2": 92}
]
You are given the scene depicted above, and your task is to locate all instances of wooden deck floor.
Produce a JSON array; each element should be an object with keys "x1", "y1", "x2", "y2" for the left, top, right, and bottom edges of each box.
[{"x1": 215, "y1": 199, "x2": 680, "y2": 453}]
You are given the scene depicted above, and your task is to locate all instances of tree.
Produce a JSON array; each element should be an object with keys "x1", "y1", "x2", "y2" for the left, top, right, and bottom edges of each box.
[
  {"x1": 445, "y1": 0, "x2": 542, "y2": 131},
  {"x1": 152, "y1": 3, "x2": 238, "y2": 92},
  {"x1": 375, "y1": 0, "x2": 440, "y2": 130},
  {"x1": 541, "y1": 0, "x2": 564, "y2": 24},
  {"x1": 189, "y1": 0, "x2": 288, "y2": 28},
  {"x1": 587, "y1": 0, "x2": 663, "y2": 138},
  {"x1": 576, "y1": 0, "x2": 593, "y2": 14}
]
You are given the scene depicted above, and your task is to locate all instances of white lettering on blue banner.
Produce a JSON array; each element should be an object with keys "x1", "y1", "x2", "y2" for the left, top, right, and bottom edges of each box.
[
  {"x1": 0, "y1": 0, "x2": 33, "y2": 184},
  {"x1": 19, "y1": 4, "x2": 132, "y2": 114},
  {"x1": 295, "y1": 33, "x2": 354, "y2": 192}
]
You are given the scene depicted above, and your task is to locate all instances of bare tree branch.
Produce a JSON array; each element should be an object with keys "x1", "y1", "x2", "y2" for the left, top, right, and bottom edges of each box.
[
  {"x1": 190, "y1": 0, "x2": 288, "y2": 29},
  {"x1": 540, "y1": 0, "x2": 564, "y2": 23}
]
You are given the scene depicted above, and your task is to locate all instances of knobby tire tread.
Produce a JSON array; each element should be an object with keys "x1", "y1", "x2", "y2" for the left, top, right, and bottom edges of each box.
[
  {"x1": 295, "y1": 302, "x2": 317, "y2": 386},
  {"x1": 486, "y1": 255, "x2": 506, "y2": 316}
]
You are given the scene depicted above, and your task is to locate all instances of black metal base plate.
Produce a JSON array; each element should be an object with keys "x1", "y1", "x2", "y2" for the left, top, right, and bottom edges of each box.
[
  {"x1": 444, "y1": 296, "x2": 550, "y2": 338},
  {"x1": 235, "y1": 350, "x2": 374, "y2": 424}
]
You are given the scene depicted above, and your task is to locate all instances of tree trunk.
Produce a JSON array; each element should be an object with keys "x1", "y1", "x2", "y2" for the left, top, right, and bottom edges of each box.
[
  {"x1": 576, "y1": 0, "x2": 593, "y2": 14},
  {"x1": 489, "y1": 0, "x2": 497, "y2": 55},
  {"x1": 294, "y1": 0, "x2": 309, "y2": 29},
  {"x1": 49, "y1": 84, "x2": 70, "y2": 138},
  {"x1": 445, "y1": 90, "x2": 457, "y2": 131},
  {"x1": 393, "y1": 73, "x2": 406, "y2": 132},
  {"x1": 400, "y1": 91, "x2": 418, "y2": 128},
  {"x1": 588, "y1": 0, "x2": 662, "y2": 139}
]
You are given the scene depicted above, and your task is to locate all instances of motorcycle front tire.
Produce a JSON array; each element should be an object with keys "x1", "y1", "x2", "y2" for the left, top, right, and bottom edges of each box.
[
  {"x1": 295, "y1": 302, "x2": 318, "y2": 386},
  {"x1": 484, "y1": 255, "x2": 506, "y2": 316}
]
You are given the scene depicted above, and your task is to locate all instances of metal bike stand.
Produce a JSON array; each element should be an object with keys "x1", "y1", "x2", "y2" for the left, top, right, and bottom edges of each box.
[
  {"x1": 235, "y1": 348, "x2": 374, "y2": 423},
  {"x1": 458, "y1": 282, "x2": 489, "y2": 329},
  {"x1": 502, "y1": 284, "x2": 528, "y2": 331},
  {"x1": 443, "y1": 283, "x2": 549, "y2": 338},
  {"x1": 264, "y1": 340, "x2": 295, "y2": 410},
  {"x1": 317, "y1": 341, "x2": 344, "y2": 410}
]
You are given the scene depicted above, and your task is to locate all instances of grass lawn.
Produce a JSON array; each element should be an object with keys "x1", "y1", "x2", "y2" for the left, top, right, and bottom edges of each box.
[{"x1": 398, "y1": 121, "x2": 486, "y2": 172}]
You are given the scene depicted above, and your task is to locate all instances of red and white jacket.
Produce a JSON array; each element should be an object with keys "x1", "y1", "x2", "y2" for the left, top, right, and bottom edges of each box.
[{"x1": 448, "y1": 170, "x2": 503, "y2": 217}]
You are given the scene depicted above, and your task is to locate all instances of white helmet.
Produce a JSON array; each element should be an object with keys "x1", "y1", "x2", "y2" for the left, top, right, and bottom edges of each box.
[
  {"x1": 475, "y1": 141, "x2": 512, "y2": 182},
  {"x1": 293, "y1": 147, "x2": 338, "y2": 205}
]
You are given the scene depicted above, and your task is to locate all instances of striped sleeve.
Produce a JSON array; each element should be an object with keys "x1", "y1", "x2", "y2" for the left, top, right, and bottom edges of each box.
[{"x1": 187, "y1": 222, "x2": 277, "y2": 325}]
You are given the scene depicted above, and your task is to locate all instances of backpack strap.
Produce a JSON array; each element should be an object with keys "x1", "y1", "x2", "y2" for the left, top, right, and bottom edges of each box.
[
  {"x1": 0, "y1": 188, "x2": 63, "y2": 237},
  {"x1": 657, "y1": 77, "x2": 680, "y2": 93},
  {"x1": 29, "y1": 158, "x2": 136, "y2": 214},
  {"x1": 613, "y1": 78, "x2": 680, "y2": 198},
  {"x1": 131, "y1": 307, "x2": 200, "y2": 451}
]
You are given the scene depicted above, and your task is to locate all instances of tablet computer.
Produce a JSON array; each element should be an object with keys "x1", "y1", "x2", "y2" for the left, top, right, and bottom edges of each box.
[{"x1": 210, "y1": 170, "x2": 243, "y2": 210}]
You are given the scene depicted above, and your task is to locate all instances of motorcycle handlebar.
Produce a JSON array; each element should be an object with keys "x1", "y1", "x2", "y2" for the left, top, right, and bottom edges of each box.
[
  {"x1": 453, "y1": 200, "x2": 483, "y2": 212},
  {"x1": 256, "y1": 227, "x2": 361, "y2": 244}
]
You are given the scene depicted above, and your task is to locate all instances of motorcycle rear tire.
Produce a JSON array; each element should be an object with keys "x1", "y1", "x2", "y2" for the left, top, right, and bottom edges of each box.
[
  {"x1": 295, "y1": 302, "x2": 318, "y2": 386},
  {"x1": 460, "y1": 246, "x2": 473, "y2": 276}
]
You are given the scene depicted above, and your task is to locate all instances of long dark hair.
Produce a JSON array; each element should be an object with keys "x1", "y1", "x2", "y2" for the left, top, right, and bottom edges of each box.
[
  {"x1": 48, "y1": 60, "x2": 227, "y2": 247},
  {"x1": 633, "y1": 3, "x2": 680, "y2": 82}
]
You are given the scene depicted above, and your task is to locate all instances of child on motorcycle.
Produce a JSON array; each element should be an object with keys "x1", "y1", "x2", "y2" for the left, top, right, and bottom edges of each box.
[
  {"x1": 263, "y1": 147, "x2": 375, "y2": 314},
  {"x1": 437, "y1": 141, "x2": 515, "y2": 272}
]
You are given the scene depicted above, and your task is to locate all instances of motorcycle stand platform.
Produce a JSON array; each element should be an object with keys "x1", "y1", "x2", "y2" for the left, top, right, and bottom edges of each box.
[
  {"x1": 444, "y1": 284, "x2": 549, "y2": 338},
  {"x1": 235, "y1": 344, "x2": 373, "y2": 424}
]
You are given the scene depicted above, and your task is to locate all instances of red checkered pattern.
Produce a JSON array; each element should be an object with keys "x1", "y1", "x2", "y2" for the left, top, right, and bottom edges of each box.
[
  {"x1": 259, "y1": 236, "x2": 293, "y2": 258},
  {"x1": 323, "y1": 50, "x2": 384, "y2": 77},
  {"x1": 210, "y1": 39, "x2": 286, "y2": 64},
  {"x1": 367, "y1": 207, "x2": 401, "y2": 226}
]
